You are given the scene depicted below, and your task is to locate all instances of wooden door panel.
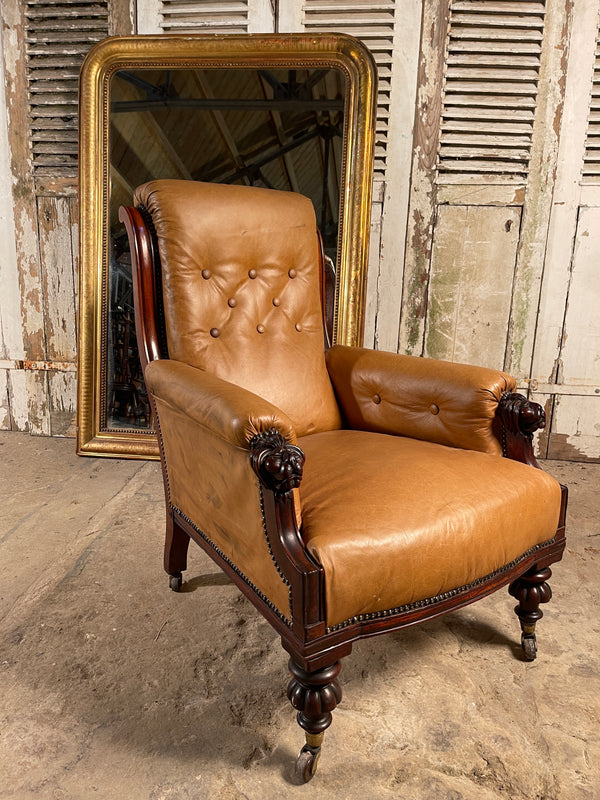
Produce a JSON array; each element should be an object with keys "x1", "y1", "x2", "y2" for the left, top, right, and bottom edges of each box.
[
  {"x1": 560, "y1": 207, "x2": 600, "y2": 387},
  {"x1": 424, "y1": 205, "x2": 521, "y2": 369}
]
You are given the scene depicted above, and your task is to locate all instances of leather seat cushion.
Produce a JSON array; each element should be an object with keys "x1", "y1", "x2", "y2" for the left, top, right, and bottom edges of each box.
[{"x1": 297, "y1": 430, "x2": 562, "y2": 627}]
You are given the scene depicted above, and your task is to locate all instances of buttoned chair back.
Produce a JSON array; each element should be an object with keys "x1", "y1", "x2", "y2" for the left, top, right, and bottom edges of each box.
[{"x1": 134, "y1": 180, "x2": 341, "y2": 437}]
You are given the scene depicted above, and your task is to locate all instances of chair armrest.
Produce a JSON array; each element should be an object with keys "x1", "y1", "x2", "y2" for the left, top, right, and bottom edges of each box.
[
  {"x1": 145, "y1": 359, "x2": 297, "y2": 449},
  {"x1": 325, "y1": 345, "x2": 517, "y2": 455},
  {"x1": 145, "y1": 359, "x2": 323, "y2": 632}
]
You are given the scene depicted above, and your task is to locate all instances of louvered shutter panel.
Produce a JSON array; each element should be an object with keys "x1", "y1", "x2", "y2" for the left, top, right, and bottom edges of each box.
[
  {"x1": 301, "y1": 0, "x2": 395, "y2": 179},
  {"x1": 437, "y1": 0, "x2": 545, "y2": 183},
  {"x1": 24, "y1": 0, "x2": 109, "y2": 179},
  {"x1": 159, "y1": 1, "x2": 250, "y2": 33},
  {"x1": 583, "y1": 26, "x2": 600, "y2": 182}
]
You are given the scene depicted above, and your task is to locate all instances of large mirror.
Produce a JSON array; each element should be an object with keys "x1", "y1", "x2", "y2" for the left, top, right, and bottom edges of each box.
[{"x1": 78, "y1": 35, "x2": 376, "y2": 458}]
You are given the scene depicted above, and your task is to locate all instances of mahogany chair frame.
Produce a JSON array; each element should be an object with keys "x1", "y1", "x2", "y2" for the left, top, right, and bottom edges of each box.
[{"x1": 119, "y1": 203, "x2": 567, "y2": 782}]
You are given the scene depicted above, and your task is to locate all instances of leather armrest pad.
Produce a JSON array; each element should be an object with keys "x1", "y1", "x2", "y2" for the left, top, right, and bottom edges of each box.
[
  {"x1": 325, "y1": 346, "x2": 517, "y2": 455},
  {"x1": 145, "y1": 359, "x2": 297, "y2": 449}
]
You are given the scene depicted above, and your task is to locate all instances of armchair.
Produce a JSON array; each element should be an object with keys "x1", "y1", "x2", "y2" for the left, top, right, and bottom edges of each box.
[{"x1": 120, "y1": 179, "x2": 566, "y2": 783}]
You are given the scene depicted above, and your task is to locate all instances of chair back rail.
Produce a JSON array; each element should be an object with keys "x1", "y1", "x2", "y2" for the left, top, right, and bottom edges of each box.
[{"x1": 118, "y1": 205, "x2": 167, "y2": 371}]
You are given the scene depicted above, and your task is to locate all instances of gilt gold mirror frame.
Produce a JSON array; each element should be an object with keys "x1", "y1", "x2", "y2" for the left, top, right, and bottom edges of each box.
[{"x1": 77, "y1": 34, "x2": 376, "y2": 459}]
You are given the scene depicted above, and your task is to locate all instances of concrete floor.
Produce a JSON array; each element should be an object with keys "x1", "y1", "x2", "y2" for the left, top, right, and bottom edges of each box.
[{"x1": 0, "y1": 431, "x2": 598, "y2": 800}]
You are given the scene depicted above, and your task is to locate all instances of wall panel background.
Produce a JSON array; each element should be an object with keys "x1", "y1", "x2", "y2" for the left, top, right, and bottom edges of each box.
[{"x1": 0, "y1": 0, "x2": 598, "y2": 460}]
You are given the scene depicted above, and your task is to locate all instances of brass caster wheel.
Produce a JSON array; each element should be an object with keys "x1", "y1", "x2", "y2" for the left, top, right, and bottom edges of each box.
[
  {"x1": 294, "y1": 745, "x2": 320, "y2": 784},
  {"x1": 169, "y1": 573, "x2": 183, "y2": 592},
  {"x1": 522, "y1": 633, "x2": 537, "y2": 661}
]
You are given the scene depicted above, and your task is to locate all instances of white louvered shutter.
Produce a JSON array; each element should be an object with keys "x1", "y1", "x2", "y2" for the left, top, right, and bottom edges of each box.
[
  {"x1": 159, "y1": 0, "x2": 250, "y2": 33},
  {"x1": 24, "y1": 0, "x2": 109, "y2": 179},
  {"x1": 583, "y1": 24, "x2": 600, "y2": 182},
  {"x1": 437, "y1": 0, "x2": 546, "y2": 183}
]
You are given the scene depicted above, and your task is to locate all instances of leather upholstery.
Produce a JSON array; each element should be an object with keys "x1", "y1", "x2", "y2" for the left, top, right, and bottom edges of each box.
[
  {"x1": 134, "y1": 180, "x2": 341, "y2": 437},
  {"x1": 326, "y1": 346, "x2": 516, "y2": 456},
  {"x1": 132, "y1": 180, "x2": 562, "y2": 638},
  {"x1": 297, "y1": 429, "x2": 562, "y2": 627},
  {"x1": 146, "y1": 357, "x2": 303, "y2": 533},
  {"x1": 145, "y1": 359, "x2": 297, "y2": 448},
  {"x1": 148, "y1": 364, "x2": 293, "y2": 621}
]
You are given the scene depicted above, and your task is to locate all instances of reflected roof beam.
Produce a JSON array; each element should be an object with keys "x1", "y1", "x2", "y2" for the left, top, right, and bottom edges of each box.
[
  {"x1": 258, "y1": 72, "x2": 299, "y2": 193},
  {"x1": 190, "y1": 71, "x2": 251, "y2": 186},
  {"x1": 111, "y1": 79, "x2": 193, "y2": 181},
  {"x1": 111, "y1": 98, "x2": 344, "y2": 112},
  {"x1": 219, "y1": 126, "x2": 325, "y2": 184}
]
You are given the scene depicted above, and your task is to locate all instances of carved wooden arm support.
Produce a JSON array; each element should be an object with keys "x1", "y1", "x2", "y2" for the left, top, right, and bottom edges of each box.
[
  {"x1": 250, "y1": 430, "x2": 305, "y2": 498},
  {"x1": 495, "y1": 392, "x2": 546, "y2": 468},
  {"x1": 250, "y1": 430, "x2": 325, "y2": 638}
]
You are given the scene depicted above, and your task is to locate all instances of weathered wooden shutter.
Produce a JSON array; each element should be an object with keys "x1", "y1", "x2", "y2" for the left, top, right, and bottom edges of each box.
[
  {"x1": 437, "y1": 0, "x2": 545, "y2": 183},
  {"x1": 530, "y1": 7, "x2": 600, "y2": 462},
  {"x1": 582, "y1": 22, "x2": 600, "y2": 182},
  {"x1": 159, "y1": 0, "x2": 250, "y2": 33},
  {"x1": 0, "y1": 1, "x2": 110, "y2": 435},
  {"x1": 24, "y1": 0, "x2": 109, "y2": 181},
  {"x1": 398, "y1": 0, "x2": 568, "y2": 378},
  {"x1": 408, "y1": 0, "x2": 550, "y2": 369},
  {"x1": 138, "y1": 0, "x2": 277, "y2": 33}
]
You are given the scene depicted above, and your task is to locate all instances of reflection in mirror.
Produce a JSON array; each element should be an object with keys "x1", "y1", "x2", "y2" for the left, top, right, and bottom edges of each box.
[{"x1": 107, "y1": 67, "x2": 345, "y2": 431}]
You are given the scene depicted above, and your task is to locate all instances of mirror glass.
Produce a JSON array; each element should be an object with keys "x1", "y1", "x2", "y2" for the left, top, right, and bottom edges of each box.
[{"x1": 107, "y1": 67, "x2": 345, "y2": 431}]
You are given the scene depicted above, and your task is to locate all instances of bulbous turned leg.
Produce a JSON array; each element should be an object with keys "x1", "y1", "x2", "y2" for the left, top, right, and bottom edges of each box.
[
  {"x1": 287, "y1": 660, "x2": 342, "y2": 783},
  {"x1": 164, "y1": 513, "x2": 189, "y2": 592},
  {"x1": 509, "y1": 567, "x2": 552, "y2": 661}
]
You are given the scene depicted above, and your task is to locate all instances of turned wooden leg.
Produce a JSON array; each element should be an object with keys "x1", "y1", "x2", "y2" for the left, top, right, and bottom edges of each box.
[
  {"x1": 508, "y1": 567, "x2": 553, "y2": 661},
  {"x1": 287, "y1": 660, "x2": 342, "y2": 783},
  {"x1": 164, "y1": 511, "x2": 189, "y2": 591}
]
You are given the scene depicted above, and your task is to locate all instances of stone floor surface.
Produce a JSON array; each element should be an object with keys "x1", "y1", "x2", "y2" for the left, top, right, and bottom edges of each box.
[{"x1": 0, "y1": 431, "x2": 598, "y2": 800}]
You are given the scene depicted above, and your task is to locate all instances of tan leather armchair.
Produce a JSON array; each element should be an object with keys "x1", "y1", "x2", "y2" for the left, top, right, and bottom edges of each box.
[{"x1": 120, "y1": 180, "x2": 566, "y2": 783}]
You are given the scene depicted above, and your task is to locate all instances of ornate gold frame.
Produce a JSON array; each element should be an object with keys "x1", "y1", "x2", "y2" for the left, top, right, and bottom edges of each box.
[{"x1": 77, "y1": 34, "x2": 376, "y2": 458}]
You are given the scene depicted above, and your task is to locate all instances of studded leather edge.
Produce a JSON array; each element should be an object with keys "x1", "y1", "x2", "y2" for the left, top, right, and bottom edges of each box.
[
  {"x1": 325, "y1": 536, "x2": 557, "y2": 633},
  {"x1": 152, "y1": 398, "x2": 172, "y2": 504},
  {"x1": 172, "y1": 505, "x2": 293, "y2": 629}
]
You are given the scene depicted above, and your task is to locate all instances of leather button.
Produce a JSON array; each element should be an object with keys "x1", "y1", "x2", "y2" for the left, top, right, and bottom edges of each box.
[
  {"x1": 272, "y1": 297, "x2": 280, "y2": 307},
  {"x1": 430, "y1": 403, "x2": 440, "y2": 415},
  {"x1": 295, "y1": 323, "x2": 303, "y2": 332},
  {"x1": 257, "y1": 324, "x2": 265, "y2": 334},
  {"x1": 210, "y1": 328, "x2": 220, "y2": 338},
  {"x1": 288, "y1": 268, "x2": 297, "y2": 278},
  {"x1": 228, "y1": 298, "x2": 237, "y2": 308},
  {"x1": 248, "y1": 269, "x2": 257, "y2": 279},
  {"x1": 201, "y1": 269, "x2": 211, "y2": 279},
  {"x1": 372, "y1": 394, "x2": 381, "y2": 404}
]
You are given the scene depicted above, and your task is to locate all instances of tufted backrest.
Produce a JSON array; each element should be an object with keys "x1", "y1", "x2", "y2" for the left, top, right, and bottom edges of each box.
[{"x1": 134, "y1": 180, "x2": 342, "y2": 437}]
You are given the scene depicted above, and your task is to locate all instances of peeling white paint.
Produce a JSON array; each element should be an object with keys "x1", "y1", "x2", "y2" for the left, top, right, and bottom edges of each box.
[
  {"x1": 7, "y1": 369, "x2": 28, "y2": 431},
  {"x1": 363, "y1": 199, "x2": 383, "y2": 348},
  {"x1": 0, "y1": 369, "x2": 10, "y2": 430},
  {"x1": 550, "y1": 395, "x2": 600, "y2": 459},
  {"x1": 0, "y1": 30, "x2": 24, "y2": 362}
]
